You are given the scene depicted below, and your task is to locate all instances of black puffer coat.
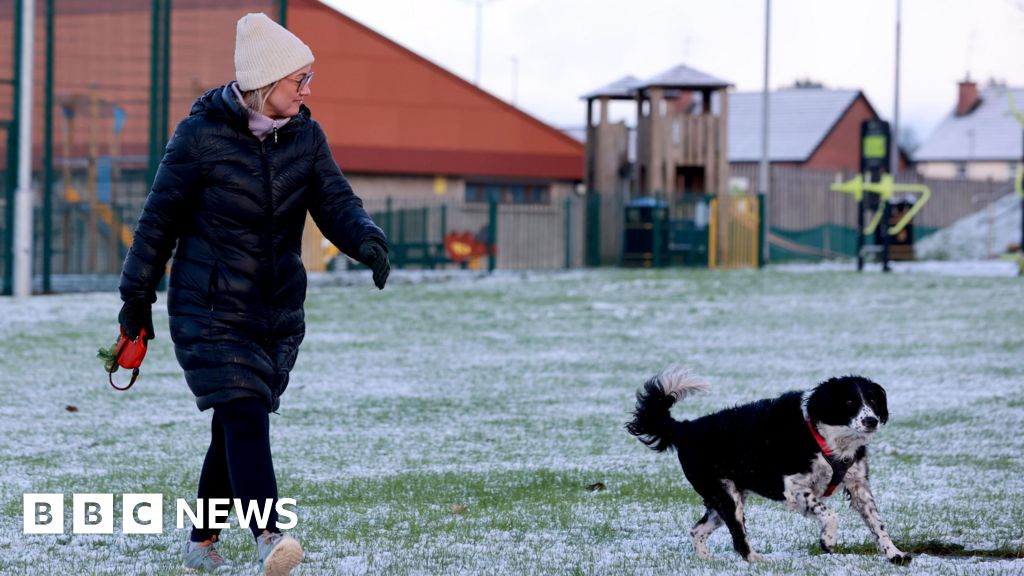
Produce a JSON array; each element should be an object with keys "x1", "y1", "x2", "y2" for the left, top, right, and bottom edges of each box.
[{"x1": 120, "y1": 83, "x2": 385, "y2": 411}]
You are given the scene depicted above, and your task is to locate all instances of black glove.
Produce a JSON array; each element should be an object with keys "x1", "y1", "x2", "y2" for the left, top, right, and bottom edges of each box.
[
  {"x1": 118, "y1": 301, "x2": 155, "y2": 341},
  {"x1": 358, "y1": 239, "x2": 390, "y2": 290}
]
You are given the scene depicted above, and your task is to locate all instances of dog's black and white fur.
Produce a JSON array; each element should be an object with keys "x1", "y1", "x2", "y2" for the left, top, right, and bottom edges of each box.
[{"x1": 626, "y1": 368, "x2": 910, "y2": 564}]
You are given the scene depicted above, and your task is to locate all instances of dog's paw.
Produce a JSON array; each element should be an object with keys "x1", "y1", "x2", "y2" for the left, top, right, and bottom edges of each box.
[
  {"x1": 818, "y1": 539, "x2": 834, "y2": 554},
  {"x1": 745, "y1": 552, "x2": 766, "y2": 563},
  {"x1": 692, "y1": 536, "x2": 712, "y2": 560},
  {"x1": 888, "y1": 552, "x2": 912, "y2": 566}
]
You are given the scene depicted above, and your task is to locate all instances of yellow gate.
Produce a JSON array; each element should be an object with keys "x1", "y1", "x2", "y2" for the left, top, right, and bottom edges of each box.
[{"x1": 709, "y1": 195, "x2": 760, "y2": 268}]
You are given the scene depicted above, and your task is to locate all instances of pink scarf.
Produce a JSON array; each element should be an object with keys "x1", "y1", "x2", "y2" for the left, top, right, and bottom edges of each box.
[{"x1": 231, "y1": 82, "x2": 290, "y2": 142}]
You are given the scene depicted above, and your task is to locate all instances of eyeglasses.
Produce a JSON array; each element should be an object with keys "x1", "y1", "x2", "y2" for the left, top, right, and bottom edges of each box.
[{"x1": 289, "y1": 71, "x2": 314, "y2": 94}]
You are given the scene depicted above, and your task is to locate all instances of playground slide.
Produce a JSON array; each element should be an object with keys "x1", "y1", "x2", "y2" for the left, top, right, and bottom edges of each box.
[{"x1": 63, "y1": 186, "x2": 134, "y2": 249}]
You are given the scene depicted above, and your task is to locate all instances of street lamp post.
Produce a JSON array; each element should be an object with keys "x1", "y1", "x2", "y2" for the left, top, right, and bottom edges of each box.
[
  {"x1": 759, "y1": 0, "x2": 771, "y2": 265},
  {"x1": 460, "y1": 0, "x2": 502, "y2": 86},
  {"x1": 509, "y1": 55, "x2": 518, "y2": 104},
  {"x1": 474, "y1": 0, "x2": 482, "y2": 85},
  {"x1": 891, "y1": 0, "x2": 902, "y2": 178}
]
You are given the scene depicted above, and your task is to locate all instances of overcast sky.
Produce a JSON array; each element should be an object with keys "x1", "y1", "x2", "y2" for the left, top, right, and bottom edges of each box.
[{"x1": 321, "y1": 0, "x2": 1024, "y2": 146}]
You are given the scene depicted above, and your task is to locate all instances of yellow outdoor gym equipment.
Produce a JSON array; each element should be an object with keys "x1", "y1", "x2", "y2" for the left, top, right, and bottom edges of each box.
[{"x1": 830, "y1": 174, "x2": 931, "y2": 236}]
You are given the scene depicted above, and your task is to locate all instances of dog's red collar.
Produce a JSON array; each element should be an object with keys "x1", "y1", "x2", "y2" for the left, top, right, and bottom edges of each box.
[
  {"x1": 805, "y1": 419, "x2": 850, "y2": 497},
  {"x1": 805, "y1": 418, "x2": 833, "y2": 456}
]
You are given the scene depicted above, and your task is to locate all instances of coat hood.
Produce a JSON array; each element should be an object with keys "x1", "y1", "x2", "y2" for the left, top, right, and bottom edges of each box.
[{"x1": 188, "y1": 82, "x2": 311, "y2": 131}]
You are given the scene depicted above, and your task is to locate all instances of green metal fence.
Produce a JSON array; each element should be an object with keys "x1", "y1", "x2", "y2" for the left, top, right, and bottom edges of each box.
[
  {"x1": 0, "y1": 0, "x2": 280, "y2": 294},
  {"x1": 354, "y1": 195, "x2": 586, "y2": 273},
  {"x1": 369, "y1": 200, "x2": 455, "y2": 270}
]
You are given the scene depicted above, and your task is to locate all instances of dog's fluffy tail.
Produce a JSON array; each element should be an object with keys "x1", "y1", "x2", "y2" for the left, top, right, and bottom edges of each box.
[{"x1": 625, "y1": 367, "x2": 710, "y2": 452}]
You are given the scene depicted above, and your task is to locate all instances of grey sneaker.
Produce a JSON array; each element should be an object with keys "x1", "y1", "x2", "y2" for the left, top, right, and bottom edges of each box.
[
  {"x1": 257, "y1": 532, "x2": 303, "y2": 576},
  {"x1": 183, "y1": 538, "x2": 231, "y2": 572}
]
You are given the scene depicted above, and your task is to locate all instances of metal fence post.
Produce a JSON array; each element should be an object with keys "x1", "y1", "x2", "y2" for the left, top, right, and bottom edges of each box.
[
  {"x1": 586, "y1": 192, "x2": 600, "y2": 267},
  {"x1": 757, "y1": 192, "x2": 766, "y2": 268},
  {"x1": 147, "y1": 0, "x2": 170, "y2": 190},
  {"x1": 3, "y1": 0, "x2": 23, "y2": 294},
  {"x1": 42, "y1": 0, "x2": 54, "y2": 292},
  {"x1": 652, "y1": 191, "x2": 663, "y2": 268},
  {"x1": 564, "y1": 195, "x2": 572, "y2": 269},
  {"x1": 396, "y1": 204, "x2": 405, "y2": 269},
  {"x1": 3, "y1": 125, "x2": 15, "y2": 294},
  {"x1": 487, "y1": 196, "x2": 497, "y2": 272}
]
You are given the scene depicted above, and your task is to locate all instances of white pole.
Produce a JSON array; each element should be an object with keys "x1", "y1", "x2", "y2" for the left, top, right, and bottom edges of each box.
[
  {"x1": 759, "y1": 0, "x2": 771, "y2": 263},
  {"x1": 14, "y1": 0, "x2": 35, "y2": 297},
  {"x1": 474, "y1": 0, "x2": 482, "y2": 85},
  {"x1": 891, "y1": 0, "x2": 902, "y2": 178},
  {"x1": 509, "y1": 55, "x2": 518, "y2": 104}
]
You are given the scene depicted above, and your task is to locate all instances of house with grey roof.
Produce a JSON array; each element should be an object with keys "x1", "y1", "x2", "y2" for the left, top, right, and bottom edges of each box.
[
  {"x1": 914, "y1": 80, "x2": 1024, "y2": 182},
  {"x1": 722, "y1": 86, "x2": 907, "y2": 172}
]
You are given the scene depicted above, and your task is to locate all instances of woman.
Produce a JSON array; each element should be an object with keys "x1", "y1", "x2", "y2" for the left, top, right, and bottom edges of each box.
[{"x1": 117, "y1": 13, "x2": 389, "y2": 575}]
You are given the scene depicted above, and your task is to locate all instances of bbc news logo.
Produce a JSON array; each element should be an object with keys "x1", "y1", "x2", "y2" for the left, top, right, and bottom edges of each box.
[{"x1": 23, "y1": 494, "x2": 298, "y2": 534}]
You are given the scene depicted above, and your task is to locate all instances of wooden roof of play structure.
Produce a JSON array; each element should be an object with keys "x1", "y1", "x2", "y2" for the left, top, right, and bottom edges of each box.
[
  {"x1": 581, "y1": 64, "x2": 732, "y2": 102},
  {"x1": 636, "y1": 64, "x2": 731, "y2": 91},
  {"x1": 580, "y1": 75, "x2": 641, "y2": 101}
]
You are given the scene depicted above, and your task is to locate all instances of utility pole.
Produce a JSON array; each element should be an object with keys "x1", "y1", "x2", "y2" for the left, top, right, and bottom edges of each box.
[
  {"x1": 460, "y1": 0, "x2": 502, "y2": 86},
  {"x1": 509, "y1": 55, "x2": 518, "y2": 104},
  {"x1": 759, "y1": 0, "x2": 771, "y2": 264},
  {"x1": 14, "y1": 0, "x2": 36, "y2": 297},
  {"x1": 891, "y1": 0, "x2": 902, "y2": 178},
  {"x1": 474, "y1": 0, "x2": 482, "y2": 85}
]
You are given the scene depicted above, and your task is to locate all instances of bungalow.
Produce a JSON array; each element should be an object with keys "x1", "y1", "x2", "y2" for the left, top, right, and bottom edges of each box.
[{"x1": 913, "y1": 79, "x2": 1023, "y2": 182}]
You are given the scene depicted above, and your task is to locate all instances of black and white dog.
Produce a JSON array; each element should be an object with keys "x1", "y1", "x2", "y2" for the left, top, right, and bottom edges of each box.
[{"x1": 626, "y1": 369, "x2": 910, "y2": 564}]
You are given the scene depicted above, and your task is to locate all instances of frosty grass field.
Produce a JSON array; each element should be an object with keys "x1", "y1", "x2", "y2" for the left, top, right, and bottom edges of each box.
[{"x1": 1, "y1": 264, "x2": 1022, "y2": 575}]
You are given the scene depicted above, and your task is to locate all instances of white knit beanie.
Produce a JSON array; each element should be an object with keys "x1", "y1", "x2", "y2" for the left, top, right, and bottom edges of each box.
[{"x1": 234, "y1": 13, "x2": 315, "y2": 91}]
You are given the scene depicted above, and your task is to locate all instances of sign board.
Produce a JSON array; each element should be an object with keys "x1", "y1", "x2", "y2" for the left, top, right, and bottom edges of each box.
[{"x1": 860, "y1": 120, "x2": 890, "y2": 176}]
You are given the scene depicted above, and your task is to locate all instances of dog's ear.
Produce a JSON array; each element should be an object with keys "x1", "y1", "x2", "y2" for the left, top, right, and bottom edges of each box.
[{"x1": 866, "y1": 380, "x2": 889, "y2": 424}]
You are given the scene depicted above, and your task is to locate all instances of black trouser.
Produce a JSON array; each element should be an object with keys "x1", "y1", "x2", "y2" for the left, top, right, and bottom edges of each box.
[{"x1": 190, "y1": 397, "x2": 279, "y2": 541}]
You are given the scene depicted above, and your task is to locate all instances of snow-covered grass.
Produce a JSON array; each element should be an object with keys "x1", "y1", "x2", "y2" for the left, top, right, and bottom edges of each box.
[{"x1": 1, "y1": 266, "x2": 1022, "y2": 575}]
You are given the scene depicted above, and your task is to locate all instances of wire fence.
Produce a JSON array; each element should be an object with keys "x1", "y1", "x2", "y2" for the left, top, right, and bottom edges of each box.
[
  {"x1": 730, "y1": 164, "x2": 1013, "y2": 260},
  {"x1": 0, "y1": 0, "x2": 280, "y2": 293}
]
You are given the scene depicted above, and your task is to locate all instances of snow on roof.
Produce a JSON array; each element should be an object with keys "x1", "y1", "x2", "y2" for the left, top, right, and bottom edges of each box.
[
  {"x1": 635, "y1": 63, "x2": 731, "y2": 90},
  {"x1": 580, "y1": 75, "x2": 641, "y2": 100},
  {"x1": 580, "y1": 64, "x2": 731, "y2": 101},
  {"x1": 723, "y1": 88, "x2": 862, "y2": 163},
  {"x1": 914, "y1": 86, "x2": 1024, "y2": 162}
]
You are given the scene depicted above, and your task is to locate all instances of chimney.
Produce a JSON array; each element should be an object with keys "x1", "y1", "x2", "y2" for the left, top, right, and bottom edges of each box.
[{"x1": 956, "y1": 79, "x2": 980, "y2": 116}]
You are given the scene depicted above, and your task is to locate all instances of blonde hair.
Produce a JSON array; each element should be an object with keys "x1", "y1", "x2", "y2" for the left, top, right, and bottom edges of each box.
[{"x1": 242, "y1": 80, "x2": 279, "y2": 115}]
